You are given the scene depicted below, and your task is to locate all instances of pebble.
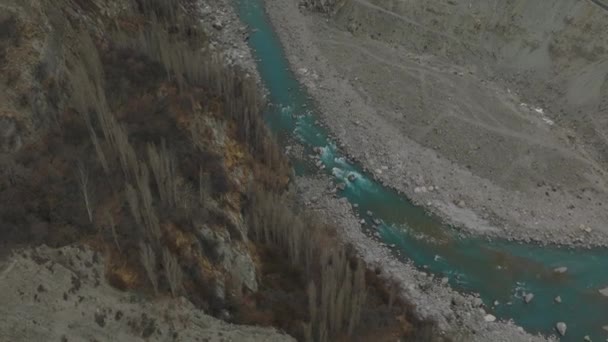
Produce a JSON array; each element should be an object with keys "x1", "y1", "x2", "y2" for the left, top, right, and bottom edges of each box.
[{"x1": 555, "y1": 322, "x2": 567, "y2": 336}]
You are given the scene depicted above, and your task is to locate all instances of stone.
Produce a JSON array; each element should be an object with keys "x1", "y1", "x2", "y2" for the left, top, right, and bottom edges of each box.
[
  {"x1": 603, "y1": 325, "x2": 608, "y2": 332},
  {"x1": 451, "y1": 296, "x2": 465, "y2": 307},
  {"x1": 484, "y1": 314, "x2": 496, "y2": 322},
  {"x1": 523, "y1": 293, "x2": 534, "y2": 304},
  {"x1": 493, "y1": 300, "x2": 499, "y2": 306},
  {"x1": 555, "y1": 322, "x2": 567, "y2": 336},
  {"x1": 472, "y1": 297, "x2": 483, "y2": 308},
  {"x1": 366, "y1": 210, "x2": 373, "y2": 216},
  {"x1": 554, "y1": 296, "x2": 562, "y2": 304},
  {"x1": 212, "y1": 21, "x2": 223, "y2": 30},
  {"x1": 441, "y1": 277, "x2": 449, "y2": 285},
  {"x1": 336, "y1": 183, "x2": 346, "y2": 191},
  {"x1": 347, "y1": 174, "x2": 357, "y2": 182},
  {"x1": 353, "y1": 203, "x2": 359, "y2": 208},
  {"x1": 373, "y1": 218, "x2": 382, "y2": 226},
  {"x1": 457, "y1": 200, "x2": 466, "y2": 208},
  {"x1": 599, "y1": 287, "x2": 608, "y2": 297},
  {"x1": 583, "y1": 335, "x2": 591, "y2": 342},
  {"x1": 359, "y1": 219, "x2": 365, "y2": 224}
]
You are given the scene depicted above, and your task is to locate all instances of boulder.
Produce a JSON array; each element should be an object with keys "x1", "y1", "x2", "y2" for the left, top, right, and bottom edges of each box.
[
  {"x1": 347, "y1": 174, "x2": 357, "y2": 182},
  {"x1": 598, "y1": 287, "x2": 608, "y2": 297},
  {"x1": 555, "y1": 322, "x2": 567, "y2": 336},
  {"x1": 583, "y1": 335, "x2": 591, "y2": 342},
  {"x1": 554, "y1": 296, "x2": 562, "y2": 304},
  {"x1": 472, "y1": 297, "x2": 483, "y2": 308},
  {"x1": 523, "y1": 293, "x2": 534, "y2": 304},
  {"x1": 484, "y1": 314, "x2": 496, "y2": 322}
]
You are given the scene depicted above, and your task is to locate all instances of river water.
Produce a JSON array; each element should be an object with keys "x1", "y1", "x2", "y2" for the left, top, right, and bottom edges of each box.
[{"x1": 234, "y1": 1, "x2": 608, "y2": 340}]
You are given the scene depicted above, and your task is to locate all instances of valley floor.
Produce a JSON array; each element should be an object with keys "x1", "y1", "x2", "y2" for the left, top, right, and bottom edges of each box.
[{"x1": 263, "y1": 0, "x2": 608, "y2": 247}]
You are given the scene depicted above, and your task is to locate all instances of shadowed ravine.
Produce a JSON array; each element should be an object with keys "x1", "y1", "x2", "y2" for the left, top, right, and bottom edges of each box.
[{"x1": 235, "y1": 0, "x2": 608, "y2": 340}]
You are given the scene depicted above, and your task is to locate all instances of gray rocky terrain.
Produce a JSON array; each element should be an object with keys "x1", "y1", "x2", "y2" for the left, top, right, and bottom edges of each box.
[
  {"x1": 0, "y1": 245, "x2": 293, "y2": 341},
  {"x1": 266, "y1": 0, "x2": 608, "y2": 246}
]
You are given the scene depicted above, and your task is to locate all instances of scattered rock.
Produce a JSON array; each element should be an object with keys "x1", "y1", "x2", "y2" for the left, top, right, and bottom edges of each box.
[
  {"x1": 472, "y1": 297, "x2": 483, "y2": 308},
  {"x1": 555, "y1": 322, "x2": 567, "y2": 336},
  {"x1": 554, "y1": 296, "x2": 562, "y2": 304},
  {"x1": 553, "y1": 266, "x2": 568, "y2": 274},
  {"x1": 523, "y1": 293, "x2": 534, "y2": 304},
  {"x1": 484, "y1": 314, "x2": 496, "y2": 322}
]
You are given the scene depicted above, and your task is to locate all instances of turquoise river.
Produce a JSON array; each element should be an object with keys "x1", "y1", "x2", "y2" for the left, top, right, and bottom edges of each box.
[{"x1": 235, "y1": 0, "x2": 608, "y2": 340}]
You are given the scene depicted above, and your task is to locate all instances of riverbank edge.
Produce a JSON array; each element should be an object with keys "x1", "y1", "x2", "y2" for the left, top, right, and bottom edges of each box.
[{"x1": 292, "y1": 175, "x2": 551, "y2": 341}]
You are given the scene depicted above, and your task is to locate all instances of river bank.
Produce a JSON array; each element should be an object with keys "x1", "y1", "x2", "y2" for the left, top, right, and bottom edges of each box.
[
  {"x1": 293, "y1": 174, "x2": 551, "y2": 341},
  {"x1": 261, "y1": 0, "x2": 608, "y2": 248}
]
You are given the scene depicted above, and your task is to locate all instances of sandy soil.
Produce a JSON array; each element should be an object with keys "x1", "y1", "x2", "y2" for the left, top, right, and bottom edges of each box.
[{"x1": 263, "y1": 0, "x2": 608, "y2": 246}]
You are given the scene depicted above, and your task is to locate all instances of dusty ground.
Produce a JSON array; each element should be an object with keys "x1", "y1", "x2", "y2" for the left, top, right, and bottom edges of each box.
[
  {"x1": 264, "y1": 0, "x2": 608, "y2": 246},
  {"x1": 0, "y1": 245, "x2": 293, "y2": 342}
]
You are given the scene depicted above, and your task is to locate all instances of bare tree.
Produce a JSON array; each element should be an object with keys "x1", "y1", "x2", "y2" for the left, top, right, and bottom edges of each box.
[
  {"x1": 139, "y1": 241, "x2": 158, "y2": 294},
  {"x1": 77, "y1": 161, "x2": 94, "y2": 223},
  {"x1": 163, "y1": 248, "x2": 182, "y2": 297},
  {"x1": 105, "y1": 210, "x2": 121, "y2": 253}
]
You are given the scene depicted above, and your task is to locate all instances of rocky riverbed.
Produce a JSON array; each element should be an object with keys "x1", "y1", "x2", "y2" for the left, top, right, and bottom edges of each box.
[
  {"x1": 293, "y1": 175, "x2": 553, "y2": 341},
  {"x1": 262, "y1": 0, "x2": 608, "y2": 248}
]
